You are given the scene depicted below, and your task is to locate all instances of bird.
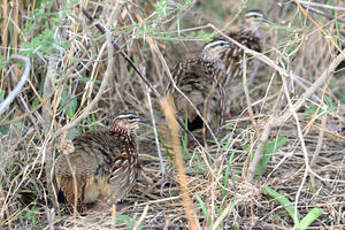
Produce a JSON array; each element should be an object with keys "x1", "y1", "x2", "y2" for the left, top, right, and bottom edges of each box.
[
  {"x1": 167, "y1": 10, "x2": 268, "y2": 133},
  {"x1": 167, "y1": 58, "x2": 226, "y2": 133},
  {"x1": 54, "y1": 113, "x2": 146, "y2": 211},
  {"x1": 200, "y1": 9, "x2": 268, "y2": 87}
]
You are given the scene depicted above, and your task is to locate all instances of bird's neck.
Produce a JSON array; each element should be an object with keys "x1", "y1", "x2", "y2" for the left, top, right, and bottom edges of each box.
[
  {"x1": 110, "y1": 130, "x2": 135, "y2": 142},
  {"x1": 110, "y1": 130, "x2": 138, "y2": 157},
  {"x1": 242, "y1": 22, "x2": 262, "y2": 38}
]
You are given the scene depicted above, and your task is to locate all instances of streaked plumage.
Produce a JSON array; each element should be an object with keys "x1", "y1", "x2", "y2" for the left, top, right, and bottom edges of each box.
[
  {"x1": 201, "y1": 9, "x2": 267, "y2": 86},
  {"x1": 168, "y1": 58, "x2": 225, "y2": 132},
  {"x1": 54, "y1": 114, "x2": 145, "y2": 210}
]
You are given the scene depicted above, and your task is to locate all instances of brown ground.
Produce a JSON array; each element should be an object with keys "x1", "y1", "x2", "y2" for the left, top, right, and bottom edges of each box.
[{"x1": 1, "y1": 0, "x2": 345, "y2": 229}]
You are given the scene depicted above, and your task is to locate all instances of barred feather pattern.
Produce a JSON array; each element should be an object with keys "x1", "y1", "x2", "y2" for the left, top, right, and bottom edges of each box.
[
  {"x1": 168, "y1": 58, "x2": 226, "y2": 132},
  {"x1": 202, "y1": 29, "x2": 262, "y2": 87},
  {"x1": 55, "y1": 119, "x2": 140, "y2": 208}
]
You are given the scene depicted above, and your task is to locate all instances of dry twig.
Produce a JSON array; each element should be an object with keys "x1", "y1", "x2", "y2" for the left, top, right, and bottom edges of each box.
[
  {"x1": 53, "y1": 6, "x2": 118, "y2": 136},
  {"x1": 0, "y1": 55, "x2": 31, "y2": 115},
  {"x1": 246, "y1": 49, "x2": 345, "y2": 182}
]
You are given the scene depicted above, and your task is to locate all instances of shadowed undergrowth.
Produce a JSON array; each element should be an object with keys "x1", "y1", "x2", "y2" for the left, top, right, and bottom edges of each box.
[{"x1": 1, "y1": 0, "x2": 345, "y2": 229}]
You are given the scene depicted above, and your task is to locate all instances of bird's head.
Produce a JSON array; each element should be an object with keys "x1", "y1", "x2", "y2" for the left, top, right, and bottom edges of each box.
[
  {"x1": 243, "y1": 9, "x2": 269, "y2": 32},
  {"x1": 201, "y1": 39, "x2": 236, "y2": 62},
  {"x1": 111, "y1": 113, "x2": 147, "y2": 136}
]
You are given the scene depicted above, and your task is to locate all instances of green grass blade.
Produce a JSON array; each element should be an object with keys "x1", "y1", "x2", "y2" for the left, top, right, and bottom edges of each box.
[
  {"x1": 255, "y1": 136, "x2": 287, "y2": 177},
  {"x1": 0, "y1": 90, "x2": 5, "y2": 102},
  {"x1": 195, "y1": 194, "x2": 211, "y2": 227},
  {"x1": 297, "y1": 207, "x2": 323, "y2": 229},
  {"x1": 263, "y1": 185, "x2": 299, "y2": 224},
  {"x1": 221, "y1": 152, "x2": 234, "y2": 199}
]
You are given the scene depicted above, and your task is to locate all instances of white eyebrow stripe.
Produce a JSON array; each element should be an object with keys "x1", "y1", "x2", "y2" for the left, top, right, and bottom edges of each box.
[
  {"x1": 245, "y1": 12, "x2": 263, "y2": 18},
  {"x1": 116, "y1": 114, "x2": 134, "y2": 119},
  {"x1": 203, "y1": 40, "x2": 229, "y2": 50}
]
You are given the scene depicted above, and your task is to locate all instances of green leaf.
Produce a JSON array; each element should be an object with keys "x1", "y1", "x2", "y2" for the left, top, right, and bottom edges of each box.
[
  {"x1": 195, "y1": 194, "x2": 211, "y2": 227},
  {"x1": 0, "y1": 90, "x2": 5, "y2": 102},
  {"x1": 159, "y1": 136, "x2": 173, "y2": 160},
  {"x1": 116, "y1": 215, "x2": 136, "y2": 229},
  {"x1": 0, "y1": 125, "x2": 9, "y2": 135},
  {"x1": 188, "y1": 31, "x2": 196, "y2": 38},
  {"x1": 59, "y1": 88, "x2": 67, "y2": 106},
  {"x1": 25, "y1": 206, "x2": 39, "y2": 228},
  {"x1": 297, "y1": 207, "x2": 323, "y2": 229},
  {"x1": 31, "y1": 97, "x2": 40, "y2": 109},
  {"x1": 66, "y1": 97, "x2": 78, "y2": 119},
  {"x1": 264, "y1": 136, "x2": 287, "y2": 155},
  {"x1": 221, "y1": 153, "x2": 234, "y2": 199},
  {"x1": 324, "y1": 95, "x2": 336, "y2": 112},
  {"x1": 85, "y1": 113, "x2": 98, "y2": 130},
  {"x1": 264, "y1": 186, "x2": 299, "y2": 224},
  {"x1": 255, "y1": 136, "x2": 287, "y2": 177},
  {"x1": 34, "y1": 0, "x2": 43, "y2": 9},
  {"x1": 0, "y1": 113, "x2": 14, "y2": 135},
  {"x1": 0, "y1": 55, "x2": 7, "y2": 69},
  {"x1": 305, "y1": 106, "x2": 319, "y2": 115},
  {"x1": 214, "y1": 197, "x2": 243, "y2": 229}
]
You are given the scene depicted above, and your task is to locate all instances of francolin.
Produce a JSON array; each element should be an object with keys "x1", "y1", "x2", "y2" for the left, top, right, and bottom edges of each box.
[
  {"x1": 54, "y1": 114, "x2": 146, "y2": 211},
  {"x1": 168, "y1": 10, "x2": 268, "y2": 134},
  {"x1": 168, "y1": 58, "x2": 228, "y2": 133},
  {"x1": 201, "y1": 9, "x2": 268, "y2": 86}
]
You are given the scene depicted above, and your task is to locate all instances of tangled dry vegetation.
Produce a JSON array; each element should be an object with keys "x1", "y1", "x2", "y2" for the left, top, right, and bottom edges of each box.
[{"x1": 1, "y1": 0, "x2": 345, "y2": 229}]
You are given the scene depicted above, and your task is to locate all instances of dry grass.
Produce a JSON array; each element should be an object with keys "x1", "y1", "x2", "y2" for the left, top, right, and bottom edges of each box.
[{"x1": 1, "y1": 0, "x2": 345, "y2": 229}]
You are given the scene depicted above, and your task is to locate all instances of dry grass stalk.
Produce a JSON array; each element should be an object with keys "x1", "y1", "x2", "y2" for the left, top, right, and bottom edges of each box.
[
  {"x1": 246, "y1": 48, "x2": 345, "y2": 182},
  {"x1": 1, "y1": 0, "x2": 8, "y2": 88},
  {"x1": 54, "y1": 4, "x2": 118, "y2": 137},
  {"x1": 242, "y1": 53, "x2": 257, "y2": 131},
  {"x1": 295, "y1": 0, "x2": 345, "y2": 57},
  {"x1": 310, "y1": 113, "x2": 327, "y2": 189},
  {"x1": 0, "y1": 186, "x2": 4, "y2": 220},
  {"x1": 2, "y1": 1, "x2": 345, "y2": 228},
  {"x1": 111, "y1": 204, "x2": 116, "y2": 229},
  {"x1": 159, "y1": 96, "x2": 201, "y2": 230},
  {"x1": 133, "y1": 204, "x2": 149, "y2": 230},
  {"x1": 0, "y1": 55, "x2": 31, "y2": 114}
]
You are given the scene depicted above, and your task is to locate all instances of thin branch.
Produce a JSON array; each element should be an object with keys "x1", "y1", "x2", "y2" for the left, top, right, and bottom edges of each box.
[
  {"x1": 0, "y1": 55, "x2": 31, "y2": 115},
  {"x1": 54, "y1": 6, "x2": 118, "y2": 136},
  {"x1": 297, "y1": 0, "x2": 345, "y2": 11},
  {"x1": 208, "y1": 24, "x2": 332, "y2": 102},
  {"x1": 145, "y1": 85, "x2": 166, "y2": 178},
  {"x1": 82, "y1": 6, "x2": 218, "y2": 148},
  {"x1": 242, "y1": 53, "x2": 257, "y2": 131},
  {"x1": 294, "y1": 0, "x2": 345, "y2": 57},
  {"x1": 246, "y1": 48, "x2": 345, "y2": 182},
  {"x1": 80, "y1": 6, "x2": 161, "y2": 98},
  {"x1": 289, "y1": 0, "x2": 345, "y2": 23},
  {"x1": 310, "y1": 113, "x2": 327, "y2": 189}
]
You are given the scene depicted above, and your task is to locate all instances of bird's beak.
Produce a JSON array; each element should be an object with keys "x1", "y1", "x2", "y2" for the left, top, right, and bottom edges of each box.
[
  {"x1": 262, "y1": 15, "x2": 271, "y2": 24},
  {"x1": 137, "y1": 116, "x2": 148, "y2": 124},
  {"x1": 261, "y1": 17, "x2": 272, "y2": 30},
  {"x1": 226, "y1": 42, "x2": 236, "y2": 49},
  {"x1": 129, "y1": 116, "x2": 147, "y2": 131}
]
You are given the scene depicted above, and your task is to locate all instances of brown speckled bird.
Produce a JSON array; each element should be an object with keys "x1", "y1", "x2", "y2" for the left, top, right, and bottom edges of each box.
[
  {"x1": 168, "y1": 58, "x2": 226, "y2": 133},
  {"x1": 54, "y1": 114, "x2": 146, "y2": 210},
  {"x1": 201, "y1": 9, "x2": 268, "y2": 86}
]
